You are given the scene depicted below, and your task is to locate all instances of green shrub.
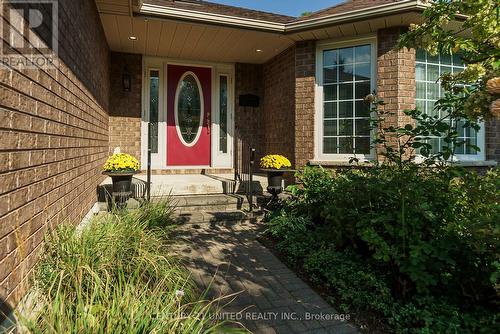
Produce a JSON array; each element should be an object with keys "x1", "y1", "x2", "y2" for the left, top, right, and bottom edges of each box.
[
  {"x1": 304, "y1": 248, "x2": 394, "y2": 316},
  {"x1": 295, "y1": 166, "x2": 500, "y2": 301},
  {"x1": 266, "y1": 210, "x2": 311, "y2": 241},
  {"x1": 287, "y1": 166, "x2": 336, "y2": 221},
  {"x1": 266, "y1": 165, "x2": 499, "y2": 333},
  {"x1": 266, "y1": 210, "x2": 315, "y2": 263},
  {"x1": 24, "y1": 201, "x2": 244, "y2": 333}
]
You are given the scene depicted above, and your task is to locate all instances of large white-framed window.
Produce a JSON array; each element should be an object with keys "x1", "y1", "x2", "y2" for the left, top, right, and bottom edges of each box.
[
  {"x1": 415, "y1": 50, "x2": 485, "y2": 161},
  {"x1": 315, "y1": 37, "x2": 377, "y2": 162}
]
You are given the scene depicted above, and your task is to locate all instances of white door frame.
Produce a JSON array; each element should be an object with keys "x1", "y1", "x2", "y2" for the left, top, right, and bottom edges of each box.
[
  {"x1": 141, "y1": 56, "x2": 235, "y2": 170},
  {"x1": 141, "y1": 59, "x2": 167, "y2": 170}
]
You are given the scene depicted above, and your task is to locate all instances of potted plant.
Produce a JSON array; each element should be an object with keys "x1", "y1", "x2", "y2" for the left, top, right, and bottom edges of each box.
[
  {"x1": 260, "y1": 154, "x2": 293, "y2": 198},
  {"x1": 102, "y1": 153, "x2": 140, "y2": 209}
]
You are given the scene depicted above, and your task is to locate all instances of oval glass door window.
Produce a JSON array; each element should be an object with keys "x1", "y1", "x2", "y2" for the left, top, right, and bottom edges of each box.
[{"x1": 175, "y1": 72, "x2": 204, "y2": 146}]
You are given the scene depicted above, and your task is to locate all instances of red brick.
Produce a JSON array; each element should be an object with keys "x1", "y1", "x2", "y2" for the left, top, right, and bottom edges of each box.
[{"x1": 0, "y1": 0, "x2": 110, "y2": 307}]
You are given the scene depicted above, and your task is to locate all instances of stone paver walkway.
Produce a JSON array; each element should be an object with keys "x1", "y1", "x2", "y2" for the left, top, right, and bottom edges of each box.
[{"x1": 172, "y1": 216, "x2": 359, "y2": 334}]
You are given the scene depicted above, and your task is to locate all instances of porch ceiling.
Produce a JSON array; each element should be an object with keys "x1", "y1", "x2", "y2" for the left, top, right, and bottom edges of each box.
[
  {"x1": 99, "y1": 13, "x2": 295, "y2": 64},
  {"x1": 96, "y1": 0, "x2": 423, "y2": 64}
]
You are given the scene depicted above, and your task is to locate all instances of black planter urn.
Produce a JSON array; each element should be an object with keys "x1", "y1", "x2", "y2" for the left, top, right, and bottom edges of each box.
[
  {"x1": 265, "y1": 169, "x2": 285, "y2": 196},
  {"x1": 261, "y1": 168, "x2": 295, "y2": 201},
  {"x1": 103, "y1": 171, "x2": 138, "y2": 209}
]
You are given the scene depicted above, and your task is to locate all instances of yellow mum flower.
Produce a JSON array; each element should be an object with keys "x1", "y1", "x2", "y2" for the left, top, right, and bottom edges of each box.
[
  {"x1": 260, "y1": 154, "x2": 291, "y2": 170},
  {"x1": 103, "y1": 153, "x2": 140, "y2": 172}
]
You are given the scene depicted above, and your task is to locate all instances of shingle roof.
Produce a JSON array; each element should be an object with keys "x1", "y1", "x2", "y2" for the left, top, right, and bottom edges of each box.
[
  {"x1": 295, "y1": 0, "x2": 402, "y2": 22},
  {"x1": 143, "y1": 0, "x2": 295, "y2": 24},
  {"x1": 141, "y1": 0, "x2": 410, "y2": 27}
]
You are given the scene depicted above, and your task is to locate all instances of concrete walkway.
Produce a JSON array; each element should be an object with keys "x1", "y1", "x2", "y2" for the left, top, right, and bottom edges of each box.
[{"x1": 172, "y1": 217, "x2": 359, "y2": 334}]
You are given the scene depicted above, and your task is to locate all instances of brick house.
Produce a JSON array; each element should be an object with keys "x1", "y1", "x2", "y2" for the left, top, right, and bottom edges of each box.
[{"x1": 0, "y1": 0, "x2": 498, "y2": 312}]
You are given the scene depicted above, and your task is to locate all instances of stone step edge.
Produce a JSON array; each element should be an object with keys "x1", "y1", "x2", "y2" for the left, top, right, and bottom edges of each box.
[{"x1": 172, "y1": 210, "x2": 265, "y2": 224}]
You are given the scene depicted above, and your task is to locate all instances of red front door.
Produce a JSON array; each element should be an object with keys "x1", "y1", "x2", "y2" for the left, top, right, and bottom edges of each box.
[{"x1": 167, "y1": 65, "x2": 211, "y2": 166}]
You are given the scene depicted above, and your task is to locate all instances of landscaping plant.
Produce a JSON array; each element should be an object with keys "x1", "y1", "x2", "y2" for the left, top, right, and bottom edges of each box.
[
  {"x1": 271, "y1": 164, "x2": 499, "y2": 333},
  {"x1": 103, "y1": 153, "x2": 140, "y2": 173},
  {"x1": 22, "y1": 201, "x2": 245, "y2": 333},
  {"x1": 266, "y1": 1, "x2": 500, "y2": 328},
  {"x1": 260, "y1": 154, "x2": 292, "y2": 170}
]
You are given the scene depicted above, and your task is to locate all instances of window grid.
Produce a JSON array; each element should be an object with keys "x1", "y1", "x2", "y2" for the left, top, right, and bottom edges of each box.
[
  {"x1": 149, "y1": 70, "x2": 160, "y2": 154},
  {"x1": 415, "y1": 50, "x2": 477, "y2": 155},
  {"x1": 322, "y1": 44, "x2": 372, "y2": 155},
  {"x1": 219, "y1": 75, "x2": 228, "y2": 154}
]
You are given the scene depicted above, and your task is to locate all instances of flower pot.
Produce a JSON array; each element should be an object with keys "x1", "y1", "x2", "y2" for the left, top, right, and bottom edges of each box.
[
  {"x1": 265, "y1": 170, "x2": 284, "y2": 195},
  {"x1": 261, "y1": 169, "x2": 294, "y2": 198},
  {"x1": 103, "y1": 171, "x2": 138, "y2": 209}
]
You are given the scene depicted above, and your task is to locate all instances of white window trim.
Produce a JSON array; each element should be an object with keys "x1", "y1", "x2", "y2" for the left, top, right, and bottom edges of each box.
[
  {"x1": 314, "y1": 36, "x2": 377, "y2": 162},
  {"x1": 453, "y1": 126, "x2": 485, "y2": 162},
  {"x1": 141, "y1": 63, "x2": 167, "y2": 170},
  {"x1": 212, "y1": 71, "x2": 234, "y2": 168},
  {"x1": 415, "y1": 54, "x2": 486, "y2": 162}
]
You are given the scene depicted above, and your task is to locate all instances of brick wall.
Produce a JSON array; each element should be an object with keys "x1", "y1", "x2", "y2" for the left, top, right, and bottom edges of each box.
[
  {"x1": 294, "y1": 41, "x2": 316, "y2": 169},
  {"x1": 236, "y1": 42, "x2": 315, "y2": 172},
  {"x1": 234, "y1": 63, "x2": 264, "y2": 169},
  {"x1": 486, "y1": 119, "x2": 500, "y2": 161},
  {"x1": 262, "y1": 47, "x2": 296, "y2": 166},
  {"x1": 376, "y1": 27, "x2": 416, "y2": 159},
  {"x1": 0, "y1": 0, "x2": 110, "y2": 309},
  {"x1": 109, "y1": 52, "x2": 142, "y2": 159}
]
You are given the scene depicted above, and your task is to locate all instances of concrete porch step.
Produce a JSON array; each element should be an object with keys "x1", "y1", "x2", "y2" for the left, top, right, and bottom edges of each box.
[
  {"x1": 172, "y1": 210, "x2": 264, "y2": 225},
  {"x1": 98, "y1": 173, "x2": 269, "y2": 198},
  {"x1": 97, "y1": 193, "x2": 265, "y2": 214},
  {"x1": 172, "y1": 194, "x2": 250, "y2": 212}
]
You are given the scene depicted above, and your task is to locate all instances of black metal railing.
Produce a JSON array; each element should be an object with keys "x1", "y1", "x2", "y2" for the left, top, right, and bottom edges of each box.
[{"x1": 235, "y1": 137, "x2": 255, "y2": 211}]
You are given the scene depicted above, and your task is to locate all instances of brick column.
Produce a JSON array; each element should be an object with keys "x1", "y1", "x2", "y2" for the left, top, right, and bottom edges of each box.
[
  {"x1": 486, "y1": 120, "x2": 500, "y2": 161},
  {"x1": 295, "y1": 41, "x2": 316, "y2": 169},
  {"x1": 234, "y1": 63, "x2": 264, "y2": 168},
  {"x1": 377, "y1": 27, "x2": 416, "y2": 159},
  {"x1": 263, "y1": 47, "x2": 296, "y2": 165},
  {"x1": 109, "y1": 52, "x2": 142, "y2": 159}
]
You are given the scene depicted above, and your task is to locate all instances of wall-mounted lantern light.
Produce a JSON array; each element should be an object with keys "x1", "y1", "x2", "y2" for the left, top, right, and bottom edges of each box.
[{"x1": 122, "y1": 67, "x2": 131, "y2": 92}]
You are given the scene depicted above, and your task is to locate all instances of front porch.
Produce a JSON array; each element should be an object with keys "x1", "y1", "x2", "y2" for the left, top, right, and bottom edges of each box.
[
  {"x1": 99, "y1": 172, "x2": 268, "y2": 197},
  {"x1": 97, "y1": 170, "x2": 271, "y2": 214}
]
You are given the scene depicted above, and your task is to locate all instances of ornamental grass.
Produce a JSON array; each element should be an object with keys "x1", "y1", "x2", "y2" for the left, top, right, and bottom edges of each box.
[{"x1": 20, "y1": 201, "x2": 245, "y2": 333}]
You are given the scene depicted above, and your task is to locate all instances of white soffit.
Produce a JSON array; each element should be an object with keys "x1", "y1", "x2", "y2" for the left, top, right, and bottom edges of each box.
[{"x1": 99, "y1": 14, "x2": 295, "y2": 63}]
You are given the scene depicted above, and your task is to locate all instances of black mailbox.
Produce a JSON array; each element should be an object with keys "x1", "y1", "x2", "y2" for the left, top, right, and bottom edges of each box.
[{"x1": 239, "y1": 94, "x2": 260, "y2": 108}]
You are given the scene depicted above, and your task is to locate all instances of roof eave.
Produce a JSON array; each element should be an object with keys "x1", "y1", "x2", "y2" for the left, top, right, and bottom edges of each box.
[
  {"x1": 138, "y1": 0, "x2": 429, "y2": 34},
  {"x1": 139, "y1": 3, "x2": 286, "y2": 32},
  {"x1": 285, "y1": 0, "x2": 426, "y2": 33}
]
